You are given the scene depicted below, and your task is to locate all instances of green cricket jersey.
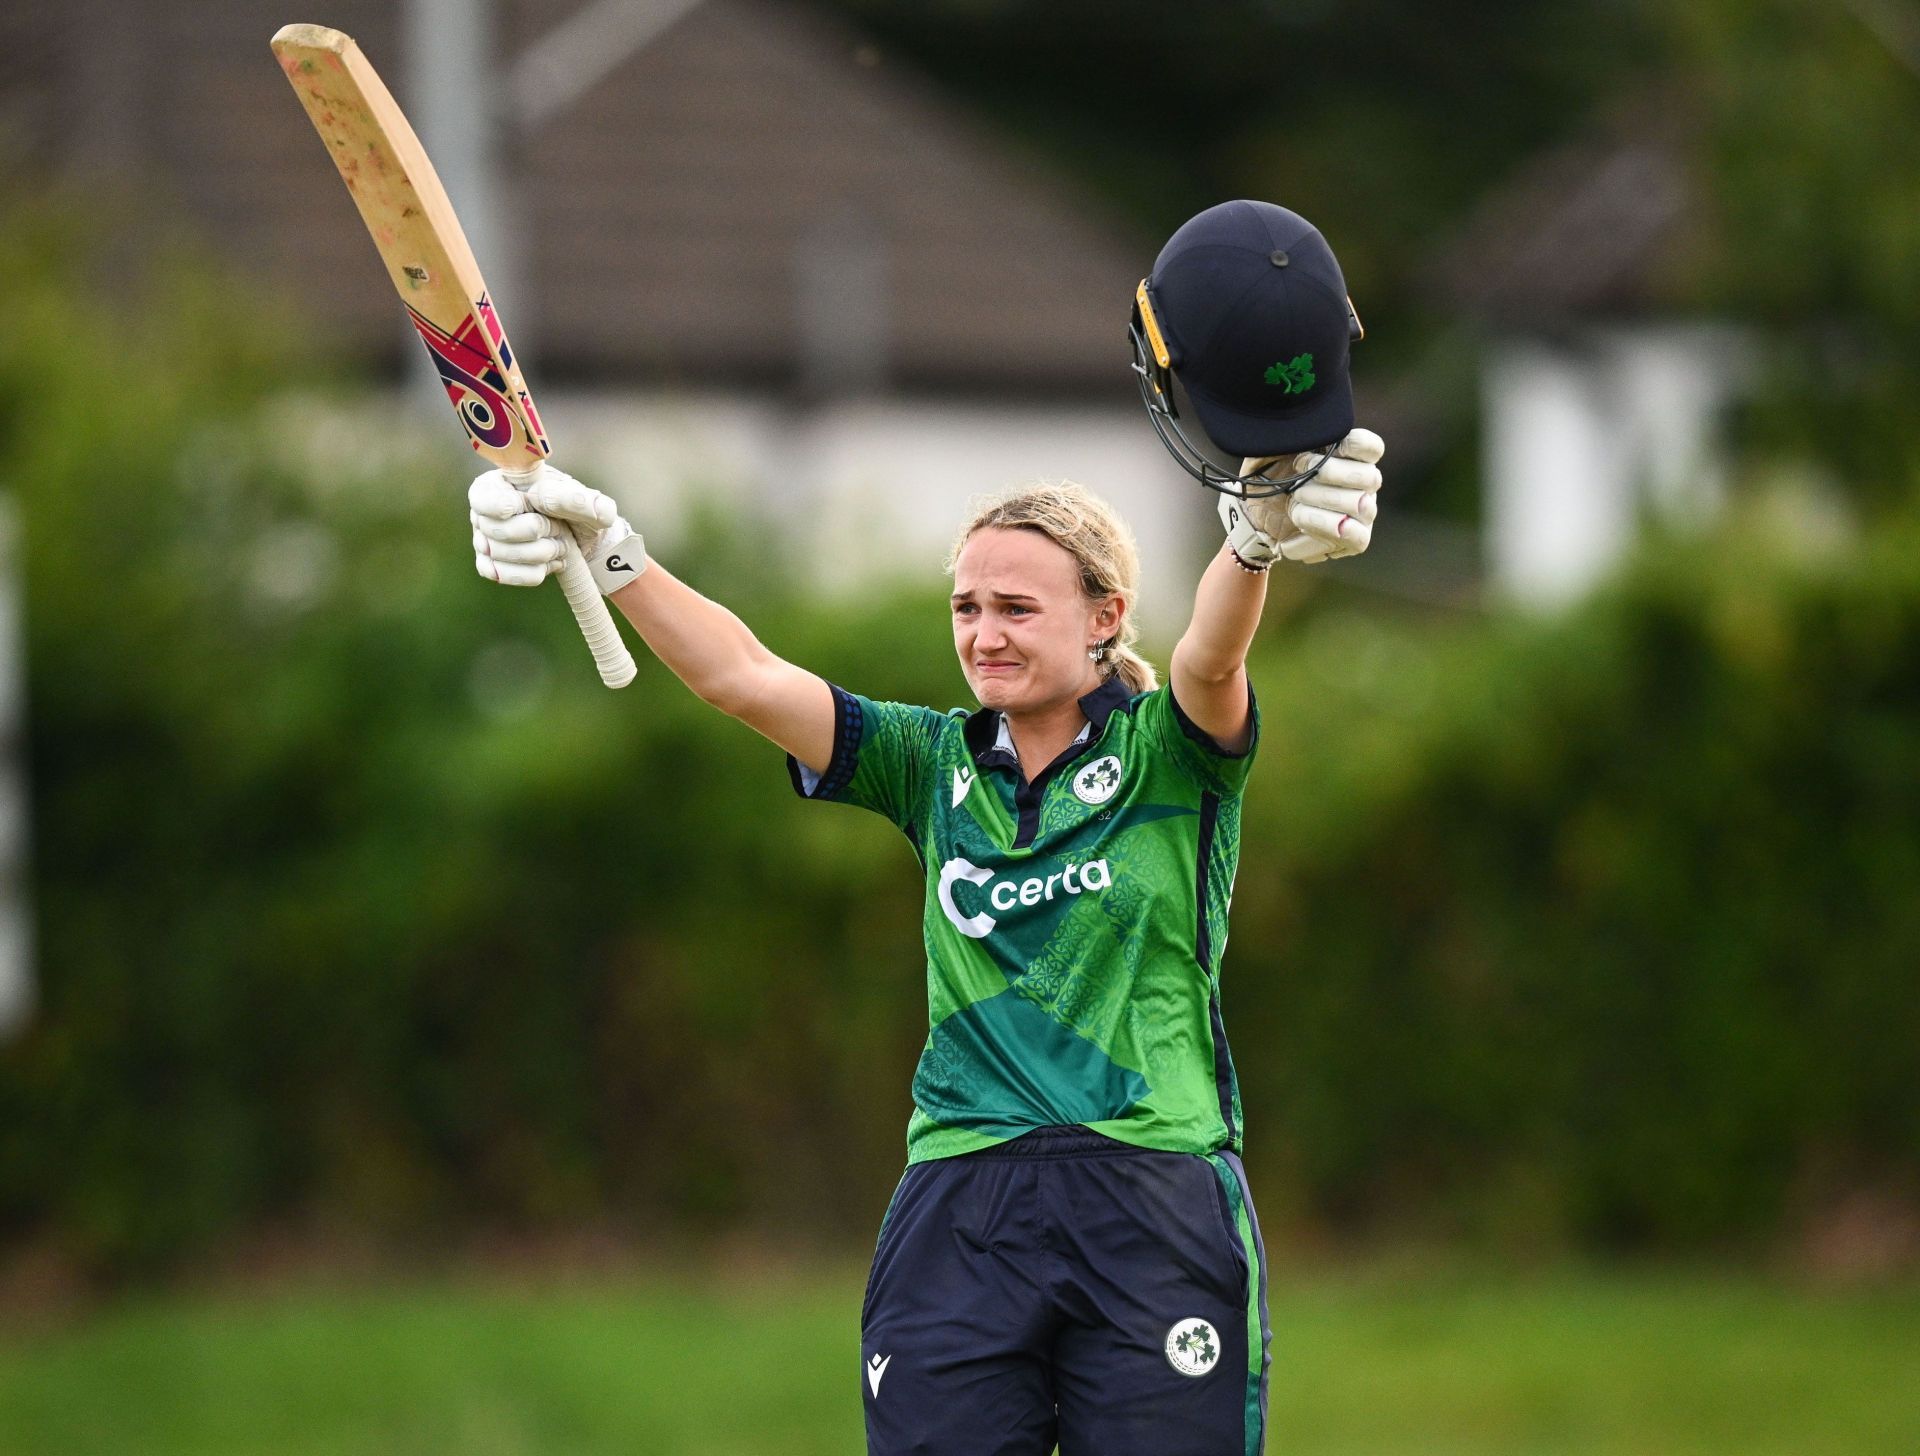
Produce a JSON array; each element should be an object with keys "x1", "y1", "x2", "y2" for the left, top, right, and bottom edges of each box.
[{"x1": 789, "y1": 674, "x2": 1259, "y2": 1163}]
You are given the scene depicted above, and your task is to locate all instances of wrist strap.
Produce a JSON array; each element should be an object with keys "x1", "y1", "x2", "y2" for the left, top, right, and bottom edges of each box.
[
  {"x1": 1218, "y1": 494, "x2": 1280, "y2": 571},
  {"x1": 588, "y1": 529, "x2": 648, "y2": 596}
]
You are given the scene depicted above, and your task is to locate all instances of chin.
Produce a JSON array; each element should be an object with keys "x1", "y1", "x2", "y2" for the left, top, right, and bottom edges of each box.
[
  {"x1": 968, "y1": 672, "x2": 1025, "y2": 711},
  {"x1": 969, "y1": 677, "x2": 1012, "y2": 709},
  {"x1": 972, "y1": 672, "x2": 1071, "y2": 716}
]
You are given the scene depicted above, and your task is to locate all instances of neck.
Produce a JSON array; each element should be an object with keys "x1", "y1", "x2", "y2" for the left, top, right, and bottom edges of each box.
[{"x1": 1003, "y1": 675, "x2": 1104, "y2": 777}]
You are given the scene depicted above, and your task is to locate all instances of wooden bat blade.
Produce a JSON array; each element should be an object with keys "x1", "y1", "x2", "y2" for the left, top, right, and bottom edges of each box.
[
  {"x1": 271, "y1": 23, "x2": 549, "y2": 472},
  {"x1": 271, "y1": 23, "x2": 635, "y2": 690}
]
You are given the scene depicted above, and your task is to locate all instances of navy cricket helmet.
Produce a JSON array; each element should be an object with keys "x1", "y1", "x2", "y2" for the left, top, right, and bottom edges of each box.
[{"x1": 1130, "y1": 200, "x2": 1364, "y2": 498}]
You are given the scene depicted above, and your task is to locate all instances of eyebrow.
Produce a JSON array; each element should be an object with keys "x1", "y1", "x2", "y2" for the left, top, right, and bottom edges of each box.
[{"x1": 950, "y1": 590, "x2": 1042, "y2": 604}]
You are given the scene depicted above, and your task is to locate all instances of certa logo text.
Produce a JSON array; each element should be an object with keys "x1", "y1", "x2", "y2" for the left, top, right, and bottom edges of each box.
[{"x1": 936, "y1": 856, "x2": 1112, "y2": 938}]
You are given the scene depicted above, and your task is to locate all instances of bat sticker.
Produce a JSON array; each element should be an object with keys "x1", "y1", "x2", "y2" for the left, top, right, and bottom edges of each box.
[
  {"x1": 476, "y1": 295, "x2": 514, "y2": 369},
  {"x1": 406, "y1": 304, "x2": 548, "y2": 454}
]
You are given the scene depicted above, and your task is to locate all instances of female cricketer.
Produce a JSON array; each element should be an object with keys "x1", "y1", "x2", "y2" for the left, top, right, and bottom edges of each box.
[{"x1": 465, "y1": 201, "x2": 1383, "y2": 1456}]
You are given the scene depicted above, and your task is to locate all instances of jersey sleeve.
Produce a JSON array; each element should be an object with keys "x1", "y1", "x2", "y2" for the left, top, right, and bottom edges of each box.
[
  {"x1": 1135, "y1": 680, "x2": 1261, "y2": 797},
  {"x1": 785, "y1": 684, "x2": 947, "y2": 831}
]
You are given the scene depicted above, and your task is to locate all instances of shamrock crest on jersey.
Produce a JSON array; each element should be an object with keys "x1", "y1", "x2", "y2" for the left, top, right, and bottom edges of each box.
[{"x1": 1072, "y1": 754, "x2": 1123, "y2": 805}]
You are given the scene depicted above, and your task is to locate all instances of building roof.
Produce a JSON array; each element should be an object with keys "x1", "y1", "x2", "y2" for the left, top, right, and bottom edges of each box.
[
  {"x1": 1433, "y1": 111, "x2": 1700, "y2": 327},
  {"x1": 13, "y1": 0, "x2": 1154, "y2": 395}
]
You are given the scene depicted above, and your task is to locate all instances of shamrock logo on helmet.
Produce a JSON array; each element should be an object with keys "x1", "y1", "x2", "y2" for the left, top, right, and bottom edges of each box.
[{"x1": 1264, "y1": 353, "x2": 1316, "y2": 393}]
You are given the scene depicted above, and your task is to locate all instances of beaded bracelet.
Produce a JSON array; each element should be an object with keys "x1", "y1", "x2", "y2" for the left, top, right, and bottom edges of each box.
[{"x1": 1228, "y1": 545, "x2": 1271, "y2": 575}]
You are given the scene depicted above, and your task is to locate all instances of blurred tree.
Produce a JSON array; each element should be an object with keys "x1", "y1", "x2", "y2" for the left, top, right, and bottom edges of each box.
[
  {"x1": 1660, "y1": 0, "x2": 1920, "y2": 507},
  {"x1": 821, "y1": 0, "x2": 1662, "y2": 346}
]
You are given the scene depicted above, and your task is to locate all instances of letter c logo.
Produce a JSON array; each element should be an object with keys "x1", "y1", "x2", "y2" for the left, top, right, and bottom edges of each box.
[{"x1": 937, "y1": 857, "x2": 996, "y2": 938}]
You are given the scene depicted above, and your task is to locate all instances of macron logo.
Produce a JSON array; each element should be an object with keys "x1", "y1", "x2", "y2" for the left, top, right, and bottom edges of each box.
[
  {"x1": 951, "y1": 765, "x2": 975, "y2": 808},
  {"x1": 867, "y1": 1353, "x2": 892, "y2": 1397}
]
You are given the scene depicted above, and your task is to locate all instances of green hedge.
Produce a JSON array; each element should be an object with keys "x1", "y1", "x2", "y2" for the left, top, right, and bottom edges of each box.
[
  {"x1": 1238, "y1": 532, "x2": 1920, "y2": 1249},
  {"x1": 2, "y1": 208, "x2": 1915, "y2": 1275}
]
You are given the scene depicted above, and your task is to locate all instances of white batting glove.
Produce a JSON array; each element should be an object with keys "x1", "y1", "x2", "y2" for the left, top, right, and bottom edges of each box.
[
  {"x1": 1217, "y1": 427, "x2": 1386, "y2": 567},
  {"x1": 468, "y1": 463, "x2": 649, "y2": 596}
]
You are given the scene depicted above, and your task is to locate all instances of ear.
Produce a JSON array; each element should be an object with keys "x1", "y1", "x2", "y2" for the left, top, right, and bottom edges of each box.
[{"x1": 1090, "y1": 593, "x2": 1124, "y2": 642}]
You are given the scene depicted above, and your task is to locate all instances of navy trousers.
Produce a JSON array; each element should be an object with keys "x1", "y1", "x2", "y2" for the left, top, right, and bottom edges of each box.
[{"x1": 860, "y1": 1127, "x2": 1270, "y2": 1456}]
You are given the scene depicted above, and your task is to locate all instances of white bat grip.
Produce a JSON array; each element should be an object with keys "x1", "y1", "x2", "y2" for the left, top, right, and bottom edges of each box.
[{"x1": 505, "y1": 466, "x2": 638, "y2": 689}]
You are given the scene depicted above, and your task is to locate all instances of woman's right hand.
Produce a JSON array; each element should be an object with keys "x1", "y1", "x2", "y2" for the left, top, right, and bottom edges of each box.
[{"x1": 469, "y1": 463, "x2": 649, "y2": 596}]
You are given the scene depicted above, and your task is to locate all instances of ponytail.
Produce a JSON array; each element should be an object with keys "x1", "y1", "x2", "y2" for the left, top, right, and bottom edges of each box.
[{"x1": 1103, "y1": 642, "x2": 1158, "y2": 694}]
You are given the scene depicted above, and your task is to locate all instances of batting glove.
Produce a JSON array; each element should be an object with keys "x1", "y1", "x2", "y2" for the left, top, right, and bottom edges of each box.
[
  {"x1": 1218, "y1": 427, "x2": 1385, "y2": 568},
  {"x1": 469, "y1": 463, "x2": 649, "y2": 596}
]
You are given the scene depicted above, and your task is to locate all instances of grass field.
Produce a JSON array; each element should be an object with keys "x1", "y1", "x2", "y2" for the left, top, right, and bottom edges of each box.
[{"x1": 1, "y1": 1264, "x2": 1915, "y2": 1455}]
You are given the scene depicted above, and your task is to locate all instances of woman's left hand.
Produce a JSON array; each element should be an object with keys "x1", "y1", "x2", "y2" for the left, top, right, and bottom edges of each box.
[{"x1": 1222, "y1": 427, "x2": 1385, "y2": 566}]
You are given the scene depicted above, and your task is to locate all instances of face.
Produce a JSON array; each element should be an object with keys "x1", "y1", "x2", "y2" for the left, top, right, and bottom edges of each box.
[{"x1": 950, "y1": 527, "x2": 1121, "y2": 715}]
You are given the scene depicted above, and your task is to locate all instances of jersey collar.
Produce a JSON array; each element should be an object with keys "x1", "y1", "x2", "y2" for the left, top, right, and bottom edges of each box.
[{"x1": 964, "y1": 675, "x2": 1133, "y2": 771}]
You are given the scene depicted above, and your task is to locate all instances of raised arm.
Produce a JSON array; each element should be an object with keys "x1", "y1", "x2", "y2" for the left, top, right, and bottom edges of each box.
[
  {"x1": 1172, "y1": 428, "x2": 1386, "y2": 751},
  {"x1": 608, "y1": 564, "x2": 835, "y2": 772},
  {"x1": 1170, "y1": 547, "x2": 1266, "y2": 753},
  {"x1": 469, "y1": 465, "x2": 836, "y2": 774}
]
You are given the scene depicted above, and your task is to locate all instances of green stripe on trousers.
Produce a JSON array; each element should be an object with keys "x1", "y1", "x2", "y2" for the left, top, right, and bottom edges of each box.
[{"x1": 1206, "y1": 1153, "x2": 1268, "y2": 1456}]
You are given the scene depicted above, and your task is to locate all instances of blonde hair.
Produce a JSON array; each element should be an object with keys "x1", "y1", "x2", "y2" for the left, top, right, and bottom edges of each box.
[{"x1": 945, "y1": 481, "x2": 1159, "y2": 694}]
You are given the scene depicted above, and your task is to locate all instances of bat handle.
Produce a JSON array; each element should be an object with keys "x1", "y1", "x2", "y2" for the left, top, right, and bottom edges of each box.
[{"x1": 504, "y1": 465, "x2": 638, "y2": 690}]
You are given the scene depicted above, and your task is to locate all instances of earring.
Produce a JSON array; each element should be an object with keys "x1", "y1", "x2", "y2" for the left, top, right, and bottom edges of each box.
[{"x1": 1088, "y1": 644, "x2": 1107, "y2": 662}]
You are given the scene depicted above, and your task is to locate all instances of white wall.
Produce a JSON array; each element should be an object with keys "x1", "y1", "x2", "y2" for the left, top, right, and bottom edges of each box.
[{"x1": 1484, "y1": 325, "x2": 1750, "y2": 607}]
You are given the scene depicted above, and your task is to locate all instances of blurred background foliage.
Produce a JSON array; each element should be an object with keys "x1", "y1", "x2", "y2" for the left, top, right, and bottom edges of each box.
[
  {"x1": 823, "y1": 0, "x2": 1920, "y2": 521},
  {"x1": 1, "y1": 179, "x2": 1915, "y2": 1283},
  {"x1": 826, "y1": 0, "x2": 1665, "y2": 460}
]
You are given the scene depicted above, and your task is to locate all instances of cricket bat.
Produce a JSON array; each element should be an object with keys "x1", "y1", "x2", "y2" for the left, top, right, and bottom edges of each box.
[{"x1": 270, "y1": 23, "x2": 637, "y2": 689}]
